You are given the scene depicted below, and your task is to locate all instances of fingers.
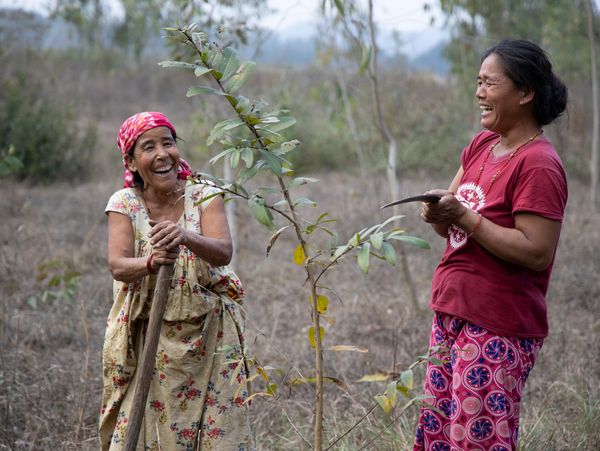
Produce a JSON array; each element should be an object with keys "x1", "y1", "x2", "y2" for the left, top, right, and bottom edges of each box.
[
  {"x1": 421, "y1": 193, "x2": 466, "y2": 224},
  {"x1": 149, "y1": 221, "x2": 186, "y2": 249},
  {"x1": 150, "y1": 247, "x2": 180, "y2": 267}
]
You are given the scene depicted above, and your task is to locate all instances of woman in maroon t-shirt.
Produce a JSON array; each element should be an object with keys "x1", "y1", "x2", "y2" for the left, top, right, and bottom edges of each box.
[{"x1": 413, "y1": 39, "x2": 568, "y2": 451}]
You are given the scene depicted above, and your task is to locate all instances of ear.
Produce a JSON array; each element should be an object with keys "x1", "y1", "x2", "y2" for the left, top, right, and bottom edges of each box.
[
  {"x1": 125, "y1": 153, "x2": 137, "y2": 173},
  {"x1": 519, "y1": 87, "x2": 535, "y2": 106}
]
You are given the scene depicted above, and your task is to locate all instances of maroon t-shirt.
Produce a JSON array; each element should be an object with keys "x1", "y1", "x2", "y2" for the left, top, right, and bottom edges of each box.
[{"x1": 430, "y1": 130, "x2": 568, "y2": 338}]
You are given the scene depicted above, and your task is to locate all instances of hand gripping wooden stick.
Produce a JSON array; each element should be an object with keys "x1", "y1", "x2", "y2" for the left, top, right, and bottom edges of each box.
[{"x1": 124, "y1": 262, "x2": 175, "y2": 451}]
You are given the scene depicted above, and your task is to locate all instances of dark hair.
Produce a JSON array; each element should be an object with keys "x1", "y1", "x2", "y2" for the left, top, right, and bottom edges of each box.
[
  {"x1": 127, "y1": 128, "x2": 178, "y2": 189},
  {"x1": 482, "y1": 39, "x2": 568, "y2": 126}
]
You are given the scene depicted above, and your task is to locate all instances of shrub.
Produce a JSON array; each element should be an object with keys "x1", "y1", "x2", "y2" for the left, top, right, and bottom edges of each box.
[{"x1": 0, "y1": 74, "x2": 96, "y2": 184}]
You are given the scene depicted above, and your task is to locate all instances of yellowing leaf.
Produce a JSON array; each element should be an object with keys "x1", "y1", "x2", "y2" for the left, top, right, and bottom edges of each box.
[
  {"x1": 256, "y1": 366, "x2": 270, "y2": 383},
  {"x1": 375, "y1": 394, "x2": 392, "y2": 414},
  {"x1": 243, "y1": 392, "x2": 273, "y2": 404},
  {"x1": 357, "y1": 372, "x2": 393, "y2": 383},
  {"x1": 400, "y1": 369, "x2": 414, "y2": 390},
  {"x1": 316, "y1": 295, "x2": 329, "y2": 314},
  {"x1": 327, "y1": 345, "x2": 369, "y2": 353},
  {"x1": 266, "y1": 383, "x2": 277, "y2": 395},
  {"x1": 308, "y1": 326, "x2": 325, "y2": 349},
  {"x1": 293, "y1": 244, "x2": 306, "y2": 265}
]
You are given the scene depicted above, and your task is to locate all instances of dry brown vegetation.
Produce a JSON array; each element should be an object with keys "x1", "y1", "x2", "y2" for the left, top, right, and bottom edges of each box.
[
  {"x1": 1, "y1": 23, "x2": 599, "y2": 448},
  {"x1": 1, "y1": 169, "x2": 599, "y2": 449}
]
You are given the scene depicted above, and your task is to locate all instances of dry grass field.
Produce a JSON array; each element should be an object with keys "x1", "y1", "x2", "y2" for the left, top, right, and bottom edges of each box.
[{"x1": 1, "y1": 169, "x2": 599, "y2": 450}]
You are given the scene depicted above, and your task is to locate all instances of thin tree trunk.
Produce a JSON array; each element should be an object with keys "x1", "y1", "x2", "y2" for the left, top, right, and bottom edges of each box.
[
  {"x1": 587, "y1": 0, "x2": 599, "y2": 211},
  {"x1": 336, "y1": 71, "x2": 368, "y2": 179},
  {"x1": 366, "y1": 0, "x2": 420, "y2": 313},
  {"x1": 224, "y1": 159, "x2": 237, "y2": 268}
]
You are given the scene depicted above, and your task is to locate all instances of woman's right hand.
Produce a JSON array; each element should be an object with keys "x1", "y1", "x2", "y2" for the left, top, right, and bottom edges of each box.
[
  {"x1": 148, "y1": 246, "x2": 180, "y2": 271},
  {"x1": 420, "y1": 189, "x2": 468, "y2": 225}
]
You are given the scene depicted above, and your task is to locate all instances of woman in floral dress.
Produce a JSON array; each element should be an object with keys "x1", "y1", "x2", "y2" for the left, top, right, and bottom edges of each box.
[{"x1": 99, "y1": 111, "x2": 253, "y2": 450}]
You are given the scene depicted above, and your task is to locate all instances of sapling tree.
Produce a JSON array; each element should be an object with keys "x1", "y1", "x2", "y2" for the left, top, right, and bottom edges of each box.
[{"x1": 160, "y1": 24, "x2": 439, "y2": 450}]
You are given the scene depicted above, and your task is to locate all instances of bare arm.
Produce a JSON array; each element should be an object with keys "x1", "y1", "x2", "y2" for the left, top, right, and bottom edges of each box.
[
  {"x1": 421, "y1": 190, "x2": 562, "y2": 271},
  {"x1": 148, "y1": 195, "x2": 233, "y2": 267},
  {"x1": 455, "y1": 209, "x2": 562, "y2": 271}
]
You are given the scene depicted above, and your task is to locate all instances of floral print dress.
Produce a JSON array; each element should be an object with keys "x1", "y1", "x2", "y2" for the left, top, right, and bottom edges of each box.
[{"x1": 100, "y1": 181, "x2": 253, "y2": 451}]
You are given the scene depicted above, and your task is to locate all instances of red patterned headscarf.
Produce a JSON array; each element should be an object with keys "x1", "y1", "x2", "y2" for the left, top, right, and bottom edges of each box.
[{"x1": 117, "y1": 111, "x2": 193, "y2": 188}]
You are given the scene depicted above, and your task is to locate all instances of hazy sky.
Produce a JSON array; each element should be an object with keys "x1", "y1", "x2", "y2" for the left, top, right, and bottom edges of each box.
[{"x1": 0, "y1": 0, "x2": 441, "y2": 34}]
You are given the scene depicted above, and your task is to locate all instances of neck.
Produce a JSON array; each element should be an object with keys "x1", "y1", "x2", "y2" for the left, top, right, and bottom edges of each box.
[
  {"x1": 495, "y1": 125, "x2": 542, "y2": 156},
  {"x1": 142, "y1": 180, "x2": 183, "y2": 204}
]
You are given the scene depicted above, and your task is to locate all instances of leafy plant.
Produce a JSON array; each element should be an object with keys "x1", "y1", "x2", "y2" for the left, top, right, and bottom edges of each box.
[
  {"x1": 28, "y1": 259, "x2": 81, "y2": 308},
  {"x1": 0, "y1": 75, "x2": 96, "y2": 184},
  {"x1": 160, "y1": 24, "x2": 433, "y2": 450}
]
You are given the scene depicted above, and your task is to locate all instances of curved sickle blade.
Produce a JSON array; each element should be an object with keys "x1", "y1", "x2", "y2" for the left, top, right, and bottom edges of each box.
[{"x1": 380, "y1": 194, "x2": 441, "y2": 209}]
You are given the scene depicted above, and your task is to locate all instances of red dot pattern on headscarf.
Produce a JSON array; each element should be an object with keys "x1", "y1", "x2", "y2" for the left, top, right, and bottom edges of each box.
[{"x1": 117, "y1": 111, "x2": 192, "y2": 188}]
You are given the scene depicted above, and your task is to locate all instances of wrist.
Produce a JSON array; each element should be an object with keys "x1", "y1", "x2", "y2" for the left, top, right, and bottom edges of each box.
[
  {"x1": 467, "y1": 212, "x2": 483, "y2": 238},
  {"x1": 146, "y1": 254, "x2": 158, "y2": 274}
]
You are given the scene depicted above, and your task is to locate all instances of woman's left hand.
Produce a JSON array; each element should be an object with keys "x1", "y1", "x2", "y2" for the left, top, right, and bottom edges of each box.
[
  {"x1": 420, "y1": 189, "x2": 468, "y2": 225},
  {"x1": 148, "y1": 219, "x2": 188, "y2": 250}
]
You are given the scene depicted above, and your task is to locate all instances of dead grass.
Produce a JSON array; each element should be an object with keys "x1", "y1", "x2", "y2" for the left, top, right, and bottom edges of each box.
[{"x1": 1, "y1": 171, "x2": 598, "y2": 450}]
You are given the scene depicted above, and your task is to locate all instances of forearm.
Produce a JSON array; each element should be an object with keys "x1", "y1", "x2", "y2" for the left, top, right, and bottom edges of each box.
[
  {"x1": 109, "y1": 256, "x2": 153, "y2": 283},
  {"x1": 431, "y1": 223, "x2": 449, "y2": 238},
  {"x1": 182, "y1": 230, "x2": 233, "y2": 266},
  {"x1": 457, "y1": 210, "x2": 551, "y2": 271}
]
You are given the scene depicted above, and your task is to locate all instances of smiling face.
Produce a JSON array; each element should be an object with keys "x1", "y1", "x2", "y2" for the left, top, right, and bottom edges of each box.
[
  {"x1": 476, "y1": 54, "x2": 534, "y2": 134},
  {"x1": 125, "y1": 126, "x2": 180, "y2": 192}
]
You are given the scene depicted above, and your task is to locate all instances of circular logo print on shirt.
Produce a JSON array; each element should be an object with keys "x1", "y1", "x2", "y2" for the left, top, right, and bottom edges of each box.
[{"x1": 448, "y1": 182, "x2": 485, "y2": 249}]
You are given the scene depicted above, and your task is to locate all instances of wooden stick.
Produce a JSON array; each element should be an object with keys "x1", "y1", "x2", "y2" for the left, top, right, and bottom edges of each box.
[{"x1": 124, "y1": 263, "x2": 175, "y2": 451}]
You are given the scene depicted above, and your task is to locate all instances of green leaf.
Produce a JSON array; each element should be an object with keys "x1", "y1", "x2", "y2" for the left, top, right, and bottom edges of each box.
[
  {"x1": 357, "y1": 242, "x2": 371, "y2": 273},
  {"x1": 230, "y1": 149, "x2": 241, "y2": 168},
  {"x1": 381, "y1": 241, "x2": 397, "y2": 266},
  {"x1": 225, "y1": 61, "x2": 256, "y2": 93},
  {"x1": 263, "y1": 116, "x2": 296, "y2": 132},
  {"x1": 235, "y1": 96, "x2": 252, "y2": 114},
  {"x1": 386, "y1": 381, "x2": 398, "y2": 407},
  {"x1": 207, "y1": 118, "x2": 244, "y2": 146},
  {"x1": 158, "y1": 60, "x2": 197, "y2": 70},
  {"x1": 376, "y1": 215, "x2": 406, "y2": 233},
  {"x1": 289, "y1": 177, "x2": 319, "y2": 188},
  {"x1": 218, "y1": 47, "x2": 240, "y2": 81},
  {"x1": 294, "y1": 197, "x2": 317, "y2": 207},
  {"x1": 238, "y1": 166, "x2": 259, "y2": 184},
  {"x1": 370, "y1": 232, "x2": 384, "y2": 250},
  {"x1": 209, "y1": 147, "x2": 235, "y2": 165},
  {"x1": 240, "y1": 147, "x2": 254, "y2": 168},
  {"x1": 272, "y1": 139, "x2": 300, "y2": 156},
  {"x1": 248, "y1": 196, "x2": 273, "y2": 229},
  {"x1": 400, "y1": 369, "x2": 414, "y2": 390},
  {"x1": 332, "y1": 245, "x2": 349, "y2": 261},
  {"x1": 388, "y1": 235, "x2": 431, "y2": 249},
  {"x1": 187, "y1": 85, "x2": 226, "y2": 97},
  {"x1": 194, "y1": 66, "x2": 213, "y2": 77},
  {"x1": 257, "y1": 148, "x2": 282, "y2": 174},
  {"x1": 349, "y1": 232, "x2": 361, "y2": 247}
]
